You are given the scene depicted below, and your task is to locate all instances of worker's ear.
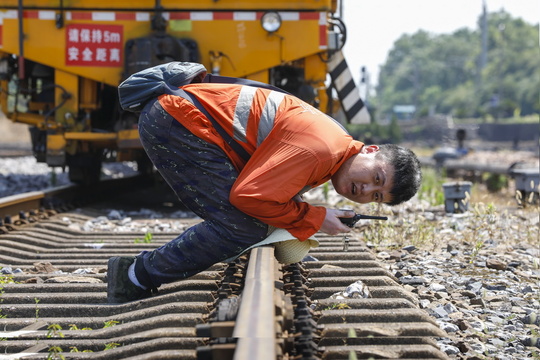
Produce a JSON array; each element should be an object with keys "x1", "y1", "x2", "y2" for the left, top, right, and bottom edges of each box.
[{"x1": 362, "y1": 145, "x2": 380, "y2": 154}]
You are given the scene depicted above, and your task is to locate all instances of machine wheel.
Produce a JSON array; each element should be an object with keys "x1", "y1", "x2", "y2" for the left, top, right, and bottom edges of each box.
[{"x1": 67, "y1": 152, "x2": 103, "y2": 185}]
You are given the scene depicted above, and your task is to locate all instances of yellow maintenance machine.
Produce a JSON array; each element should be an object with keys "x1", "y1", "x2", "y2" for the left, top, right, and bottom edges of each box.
[{"x1": 0, "y1": 0, "x2": 367, "y2": 183}]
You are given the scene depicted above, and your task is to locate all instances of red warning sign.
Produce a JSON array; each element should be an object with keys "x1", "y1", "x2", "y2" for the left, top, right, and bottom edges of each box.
[{"x1": 65, "y1": 24, "x2": 123, "y2": 67}]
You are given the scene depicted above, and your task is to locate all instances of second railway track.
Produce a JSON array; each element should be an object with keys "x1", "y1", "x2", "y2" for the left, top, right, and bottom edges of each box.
[{"x1": 0, "y1": 183, "x2": 450, "y2": 360}]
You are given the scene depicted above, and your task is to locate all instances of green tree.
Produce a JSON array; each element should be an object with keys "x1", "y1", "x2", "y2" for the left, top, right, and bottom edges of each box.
[{"x1": 375, "y1": 11, "x2": 539, "y2": 120}]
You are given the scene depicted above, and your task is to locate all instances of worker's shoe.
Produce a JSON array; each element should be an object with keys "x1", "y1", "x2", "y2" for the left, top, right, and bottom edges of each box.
[{"x1": 107, "y1": 256, "x2": 155, "y2": 304}]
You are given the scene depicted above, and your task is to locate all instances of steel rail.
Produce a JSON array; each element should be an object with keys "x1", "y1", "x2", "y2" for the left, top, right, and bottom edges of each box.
[
  {"x1": 0, "y1": 175, "x2": 150, "y2": 225},
  {"x1": 233, "y1": 246, "x2": 277, "y2": 360},
  {"x1": 0, "y1": 191, "x2": 45, "y2": 220}
]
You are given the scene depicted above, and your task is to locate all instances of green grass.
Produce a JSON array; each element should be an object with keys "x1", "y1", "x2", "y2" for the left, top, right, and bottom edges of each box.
[{"x1": 417, "y1": 167, "x2": 445, "y2": 206}]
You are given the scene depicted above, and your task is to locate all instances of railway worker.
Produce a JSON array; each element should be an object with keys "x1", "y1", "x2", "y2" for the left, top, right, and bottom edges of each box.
[{"x1": 107, "y1": 82, "x2": 422, "y2": 303}]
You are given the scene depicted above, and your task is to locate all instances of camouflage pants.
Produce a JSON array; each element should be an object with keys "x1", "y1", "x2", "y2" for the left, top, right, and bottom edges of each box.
[{"x1": 135, "y1": 99, "x2": 268, "y2": 288}]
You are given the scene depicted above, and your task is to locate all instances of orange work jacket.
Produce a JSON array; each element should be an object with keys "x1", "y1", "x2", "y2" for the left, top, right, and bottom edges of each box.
[{"x1": 159, "y1": 83, "x2": 363, "y2": 240}]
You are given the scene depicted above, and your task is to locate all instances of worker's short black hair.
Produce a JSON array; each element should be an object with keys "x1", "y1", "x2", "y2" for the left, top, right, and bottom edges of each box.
[{"x1": 375, "y1": 144, "x2": 422, "y2": 206}]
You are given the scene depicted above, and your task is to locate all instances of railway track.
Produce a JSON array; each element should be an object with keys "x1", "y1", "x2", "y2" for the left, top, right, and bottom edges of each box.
[{"x1": 0, "y1": 183, "x2": 450, "y2": 359}]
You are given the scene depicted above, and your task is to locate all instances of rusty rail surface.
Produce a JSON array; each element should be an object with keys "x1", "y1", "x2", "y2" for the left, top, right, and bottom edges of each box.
[
  {"x1": 233, "y1": 247, "x2": 278, "y2": 360},
  {"x1": 0, "y1": 191, "x2": 450, "y2": 359},
  {"x1": 0, "y1": 175, "x2": 150, "y2": 226}
]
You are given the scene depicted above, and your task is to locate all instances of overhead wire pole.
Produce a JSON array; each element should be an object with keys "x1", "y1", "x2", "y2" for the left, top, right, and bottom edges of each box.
[{"x1": 480, "y1": 0, "x2": 488, "y2": 70}]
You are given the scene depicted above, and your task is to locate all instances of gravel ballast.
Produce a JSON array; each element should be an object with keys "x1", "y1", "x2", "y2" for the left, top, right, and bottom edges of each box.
[{"x1": 0, "y1": 153, "x2": 539, "y2": 359}]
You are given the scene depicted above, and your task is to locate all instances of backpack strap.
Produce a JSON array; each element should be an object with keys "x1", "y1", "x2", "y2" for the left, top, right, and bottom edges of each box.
[
  {"x1": 166, "y1": 84, "x2": 252, "y2": 163},
  {"x1": 204, "y1": 74, "x2": 290, "y2": 95}
]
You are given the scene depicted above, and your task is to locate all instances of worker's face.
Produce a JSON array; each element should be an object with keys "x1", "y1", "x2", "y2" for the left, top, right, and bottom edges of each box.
[{"x1": 331, "y1": 145, "x2": 395, "y2": 204}]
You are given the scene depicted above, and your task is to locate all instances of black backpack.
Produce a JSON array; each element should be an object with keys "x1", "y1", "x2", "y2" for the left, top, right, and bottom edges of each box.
[{"x1": 118, "y1": 61, "x2": 287, "y2": 112}]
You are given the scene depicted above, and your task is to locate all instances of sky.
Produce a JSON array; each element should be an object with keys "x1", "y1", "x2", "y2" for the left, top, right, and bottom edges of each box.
[{"x1": 341, "y1": 0, "x2": 540, "y2": 95}]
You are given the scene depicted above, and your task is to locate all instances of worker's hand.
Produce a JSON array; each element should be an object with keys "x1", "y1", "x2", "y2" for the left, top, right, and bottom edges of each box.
[{"x1": 319, "y1": 209, "x2": 354, "y2": 235}]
